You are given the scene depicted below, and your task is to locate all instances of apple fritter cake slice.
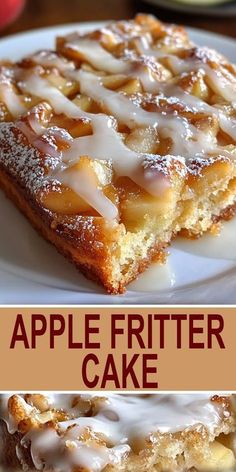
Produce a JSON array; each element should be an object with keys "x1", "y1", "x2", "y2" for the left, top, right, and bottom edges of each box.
[
  {"x1": 0, "y1": 393, "x2": 236, "y2": 471},
  {"x1": 1, "y1": 14, "x2": 236, "y2": 293}
]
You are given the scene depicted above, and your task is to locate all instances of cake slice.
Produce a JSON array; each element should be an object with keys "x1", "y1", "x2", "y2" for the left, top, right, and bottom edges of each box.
[
  {"x1": 0, "y1": 393, "x2": 236, "y2": 471},
  {"x1": 1, "y1": 14, "x2": 236, "y2": 293}
]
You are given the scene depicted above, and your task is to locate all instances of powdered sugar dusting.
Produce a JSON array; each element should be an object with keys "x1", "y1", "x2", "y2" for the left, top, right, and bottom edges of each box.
[
  {"x1": 1, "y1": 14, "x2": 236, "y2": 221},
  {"x1": 0, "y1": 122, "x2": 45, "y2": 193},
  {"x1": 0, "y1": 122, "x2": 107, "y2": 244},
  {"x1": 142, "y1": 154, "x2": 187, "y2": 178}
]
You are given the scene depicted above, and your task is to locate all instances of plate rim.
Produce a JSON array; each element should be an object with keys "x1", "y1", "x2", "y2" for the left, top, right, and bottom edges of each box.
[{"x1": 143, "y1": 0, "x2": 236, "y2": 17}]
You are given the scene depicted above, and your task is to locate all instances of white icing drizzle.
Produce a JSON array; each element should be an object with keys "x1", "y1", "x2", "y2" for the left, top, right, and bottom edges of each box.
[
  {"x1": 28, "y1": 47, "x2": 236, "y2": 153},
  {"x1": 158, "y1": 84, "x2": 236, "y2": 143},
  {"x1": 66, "y1": 38, "x2": 129, "y2": 74},
  {"x1": 85, "y1": 35, "x2": 236, "y2": 135},
  {"x1": 206, "y1": 67, "x2": 236, "y2": 106},
  {"x1": 64, "y1": 36, "x2": 236, "y2": 108},
  {"x1": 138, "y1": 37, "x2": 236, "y2": 100},
  {"x1": 69, "y1": 41, "x2": 236, "y2": 144},
  {"x1": 19, "y1": 74, "x2": 172, "y2": 200},
  {"x1": 20, "y1": 75, "x2": 83, "y2": 118},
  {"x1": 0, "y1": 83, "x2": 26, "y2": 117},
  {"x1": 73, "y1": 70, "x2": 230, "y2": 160},
  {"x1": 56, "y1": 163, "x2": 118, "y2": 219},
  {"x1": 31, "y1": 50, "x2": 76, "y2": 73},
  {"x1": 8, "y1": 20, "x2": 236, "y2": 219},
  {"x1": 20, "y1": 71, "x2": 217, "y2": 162},
  {"x1": 1, "y1": 394, "x2": 235, "y2": 472},
  {"x1": 58, "y1": 393, "x2": 224, "y2": 439},
  {"x1": 22, "y1": 427, "x2": 130, "y2": 472},
  {"x1": 63, "y1": 37, "x2": 236, "y2": 143},
  {"x1": 77, "y1": 69, "x2": 178, "y2": 129},
  {"x1": 63, "y1": 38, "x2": 169, "y2": 93},
  {"x1": 168, "y1": 55, "x2": 236, "y2": 107}
]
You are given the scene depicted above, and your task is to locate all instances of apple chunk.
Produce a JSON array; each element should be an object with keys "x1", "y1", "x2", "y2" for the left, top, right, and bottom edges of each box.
[
  {"x1": 198, "y1": 441, "x2": 236, "y2": 471},
  {"x1": 41, "y1": 157, "x2": 98, "y2": 215},
  {"x1": 42, "y1": 185, "x2": 92, "y2": 215}
]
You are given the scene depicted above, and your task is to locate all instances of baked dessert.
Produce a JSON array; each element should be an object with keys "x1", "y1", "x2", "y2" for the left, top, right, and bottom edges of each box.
[
  {"x1": 0, "y1": 393, "x2": 236, "y2": 471},
  {"x1": 1, "y1": 14, "x2": 236, "y2": 293}
]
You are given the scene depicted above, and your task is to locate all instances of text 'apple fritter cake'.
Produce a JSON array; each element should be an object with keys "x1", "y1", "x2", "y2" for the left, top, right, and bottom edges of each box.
[
  {"x1": 0, "y1": 393, "x2": 236, "y2": 471},
  {"x1": 1, "y1": 14, "x2": 236, "y2": 293}
]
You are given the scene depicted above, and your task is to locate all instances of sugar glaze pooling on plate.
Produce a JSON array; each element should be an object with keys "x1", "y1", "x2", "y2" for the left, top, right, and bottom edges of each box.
[{"x1": 131, "y1": 217, "x2": 236, "y2": 291}]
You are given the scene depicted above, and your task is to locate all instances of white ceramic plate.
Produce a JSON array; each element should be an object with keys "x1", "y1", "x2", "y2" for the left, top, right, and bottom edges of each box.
[
  {"x1": 143, "y1": 0, "x2": 236, "y2": 16},
  {"x1": 1, "y1": 22, "x2": 236, "y2": 305}
]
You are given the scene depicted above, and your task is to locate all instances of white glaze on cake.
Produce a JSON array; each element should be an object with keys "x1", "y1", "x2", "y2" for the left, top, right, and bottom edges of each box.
[
  {"x1": 1, "y1": 18, "x2": 236, "y2": 224},
  {"x1": 1, "y1": 394, "x2": 235, "y2": 472},
  {"x1": 0, "y1": 19, "x2": 235, "y2": 220}
]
